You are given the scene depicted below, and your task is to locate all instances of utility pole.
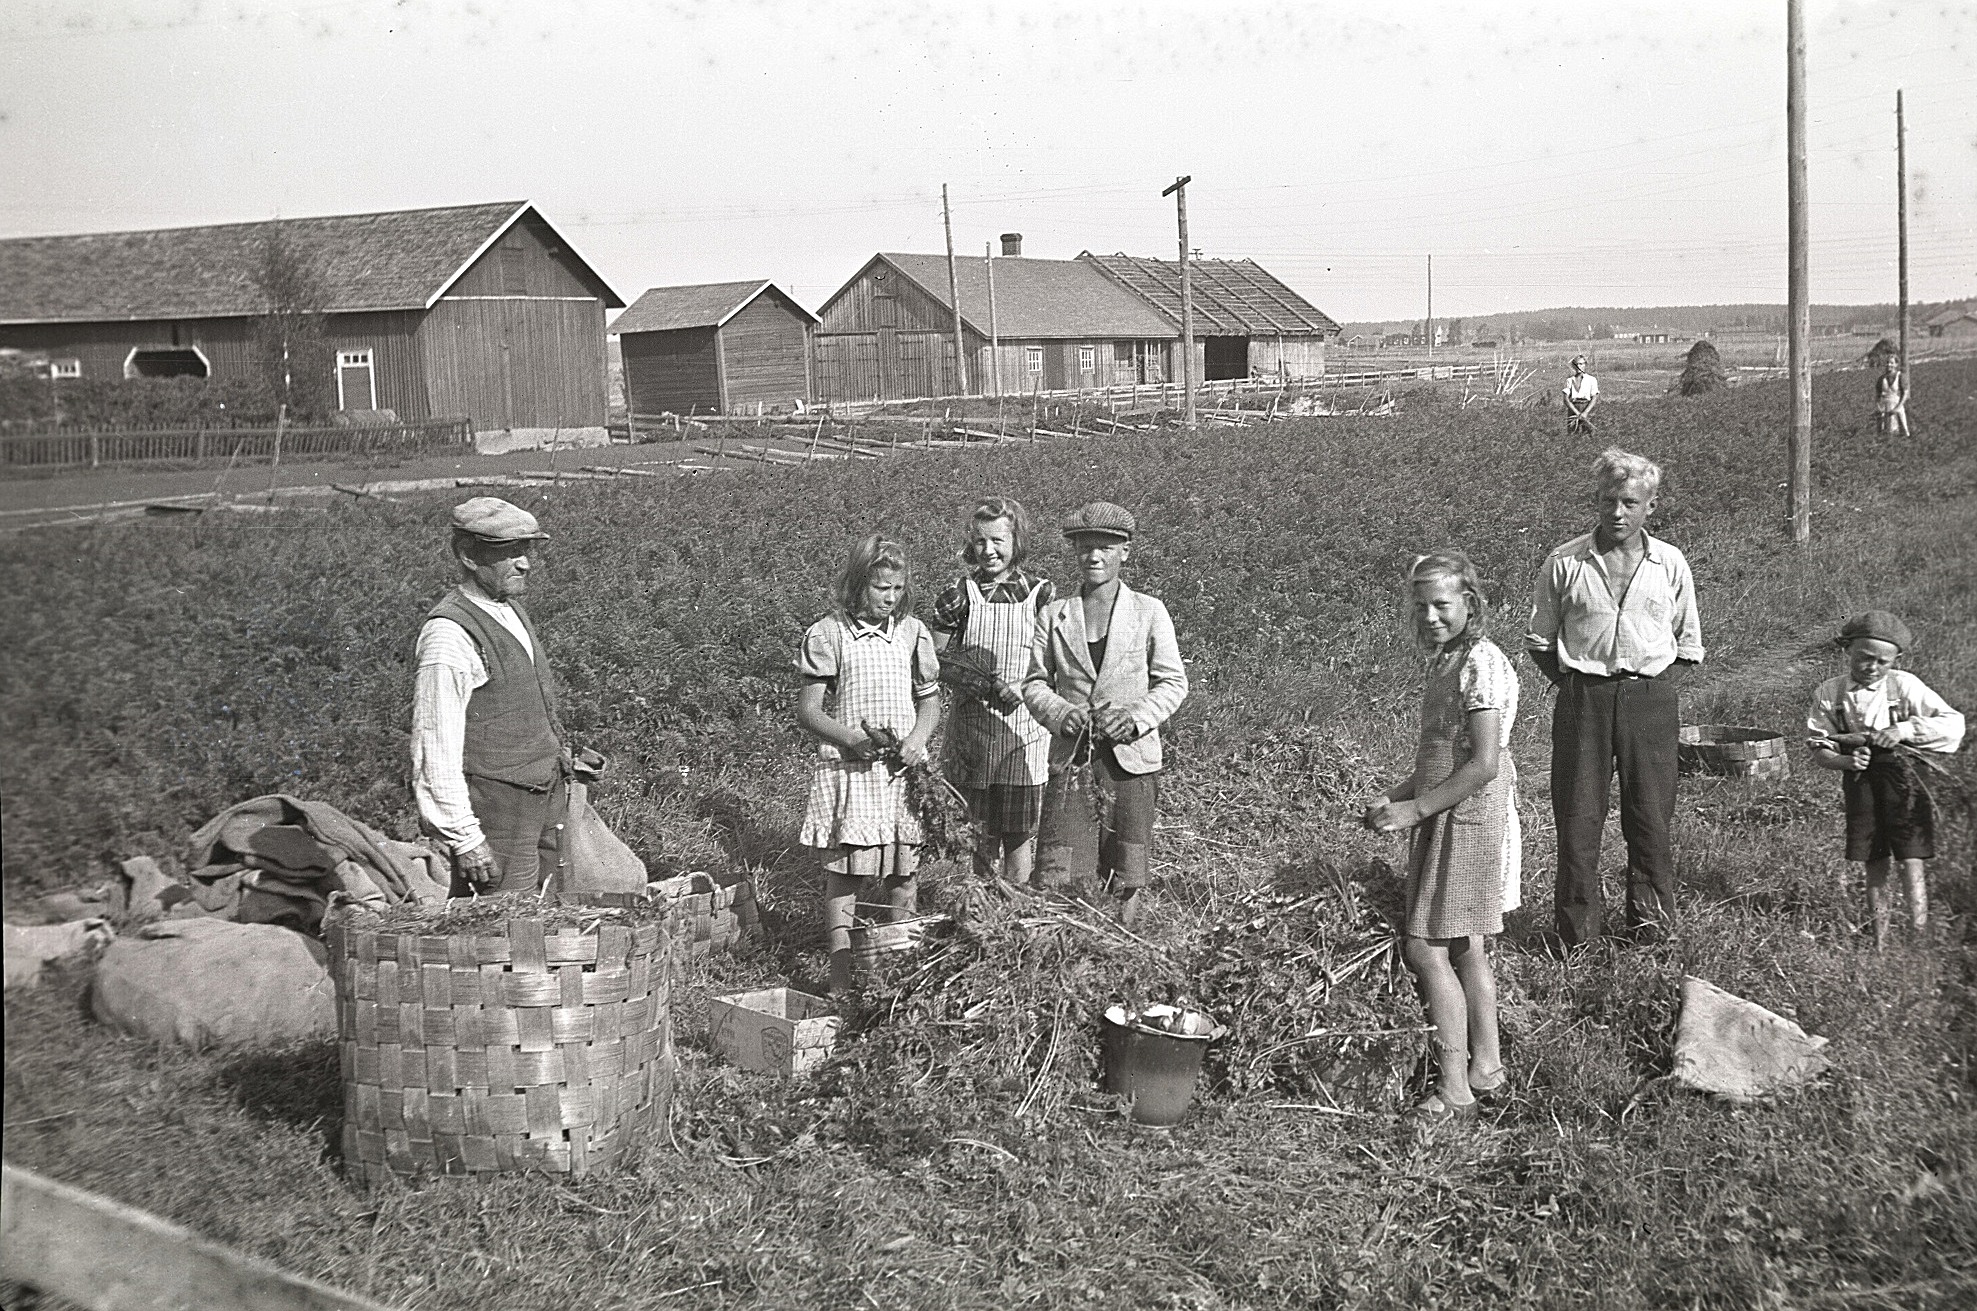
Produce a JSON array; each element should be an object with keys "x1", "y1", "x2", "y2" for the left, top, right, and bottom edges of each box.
[
  {"x1": 1787, "y1": 0, "x2": 1811, "y2": 544},
  {"x1": 942, "y1": 184, "x2": 967, "y2": 397},
  {"x1": 1896, "y1": 89, "x2": 1909, "y2": 379},
  {"x1": 1426, "y1": 254, "x2": 1434, "y2": 363},
  {"x1": 1163, "y1": 174, "x2": 1196, "y2": 429},
  {"x1": 985, "y1": 242, "x2": 1002, "y2": 398}
]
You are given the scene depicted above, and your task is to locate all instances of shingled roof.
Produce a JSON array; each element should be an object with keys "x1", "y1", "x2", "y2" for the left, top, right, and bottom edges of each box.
[
  {"x1": 0, "y1": 201, "x2": 621, "y2": 324},
  {"x1": 1078, "y1": 253, "x2": 1340, "y2": 338},
  {"x1": 611, "y1": 281, "x2": 818, "y2": 335},
  {"x1": 868, "y1": 254, "x2": 1176, "y2": 340}
]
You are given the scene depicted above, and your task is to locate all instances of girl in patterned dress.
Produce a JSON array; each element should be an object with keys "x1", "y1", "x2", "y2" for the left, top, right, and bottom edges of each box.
[
  {"x1": 794, "y1": 534, "x2": 942, "y2": 993},
  {"x1": 1364, "y1": 550, "x2": 1520, "y2": 1125},
  {"x1": 929, "y1": 498, "x2": 1054, "y2": 889}
]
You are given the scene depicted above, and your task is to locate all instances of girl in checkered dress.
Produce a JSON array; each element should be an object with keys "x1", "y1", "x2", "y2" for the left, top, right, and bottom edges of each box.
[
  {"x1": 1364, "y1": 550, "x2": 1520, "y2": 1125},
  {"x1": 794, "y1": 534, "x2": 942, "y2": 993}
]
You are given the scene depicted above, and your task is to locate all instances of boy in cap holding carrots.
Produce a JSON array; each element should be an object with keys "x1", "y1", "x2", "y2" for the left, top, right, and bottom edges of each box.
[
  {"x1": 412, "y1": 497, "x2": 574, "y2": 896},
  {"x1": 1806, "y1": 610, "x2": 1964, "y2": 946},
  {"x1": 1023, "y1": 502, "x2": 1189, "y2": 925}
]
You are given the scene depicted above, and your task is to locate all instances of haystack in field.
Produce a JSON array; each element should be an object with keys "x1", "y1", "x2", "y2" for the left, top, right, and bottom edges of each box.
[{"x1": 1680, "y1": 340, "x2": 1729, "y2": 396}]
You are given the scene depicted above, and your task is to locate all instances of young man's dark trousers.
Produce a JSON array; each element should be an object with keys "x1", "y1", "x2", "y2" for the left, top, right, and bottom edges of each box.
[{"x1": 1551, "y1": 669, "x2": 1680, "y2": 944}]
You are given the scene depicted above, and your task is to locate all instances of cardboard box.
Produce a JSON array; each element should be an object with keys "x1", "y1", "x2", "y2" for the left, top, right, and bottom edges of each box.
[{"x1": 708, "y1": 987, "x2": 839, "y2": 1078}]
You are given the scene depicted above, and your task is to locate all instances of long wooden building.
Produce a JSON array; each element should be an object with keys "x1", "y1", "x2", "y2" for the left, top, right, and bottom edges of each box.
[
  {"x1": 811, "y1": 236, "x2": 1340, "y2": 403},
  {"x1": 613, "y1": 281, "x2": 816, "y2": 415},
  {"x1": 0, "y1": 201, "x2": 623, "y2": 443}
]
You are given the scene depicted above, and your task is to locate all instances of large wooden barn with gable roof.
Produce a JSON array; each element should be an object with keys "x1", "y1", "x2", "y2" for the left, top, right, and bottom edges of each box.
[
  {"x1": 0, "y1": 201, "x2": 623, "y2": 443},
  {"x1": 613, "y1": 280, "x2": 817, "y2": 416},
  {"x1": 810, "y1": 235, "x2": 1340, "y2": 402}
]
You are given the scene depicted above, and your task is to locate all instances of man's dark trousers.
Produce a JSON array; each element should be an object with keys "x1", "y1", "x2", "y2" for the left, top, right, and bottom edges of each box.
[
  {"x1": 1552, "y1": 669, "x2": 1680, "y2": 943},
  {"x1": 449, "y1": 774, "x2": 568, "y2": 896}
]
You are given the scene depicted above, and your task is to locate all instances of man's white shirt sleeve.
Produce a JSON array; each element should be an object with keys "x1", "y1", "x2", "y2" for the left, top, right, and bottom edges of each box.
[{"x1": 412, "y1": 618, "x2": 488, "y2": 854}]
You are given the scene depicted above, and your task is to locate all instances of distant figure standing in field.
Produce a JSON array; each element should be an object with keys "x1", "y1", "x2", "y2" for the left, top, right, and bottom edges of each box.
[
  {"x1": 1365, "y1": 550, "x2": 1519, "y2": 1125},
  {"x1": 1024, "y1": 502, "x2": 1189, "y2": 926},
  {"x1": 1562, "y1": 355, "x2": 1599, "y2": 435},
  {"x1": 412, "y1": 498, "x2": 571, "y2": 896},
  {"x1": 1874, "y1": 358, "x2": 1911, "y2": 437},
  {"x1": 1805, "y1": 611, "x2": 1964, "y2": 948},
  {"x1": 930, "y1": 497, "x2": 1054, "y2": 890},
  {"x1": 1527, "y1": 450, "x2": 1703, "y2": 947},
  {"x1": 794, "y1": 534, "x2": 942, "y2": 994}
]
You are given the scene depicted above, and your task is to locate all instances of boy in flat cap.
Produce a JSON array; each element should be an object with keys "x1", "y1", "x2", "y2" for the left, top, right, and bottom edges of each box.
[
  {"x1": 1023, "y1": 502, "x2": 1189, "y2": 925},
  {"x1": 1806, "y1": 610, "x2": 1965, "y2": 946},
  {"x1": 412, "y1": 497, "x2": 572, "y2": 895}
]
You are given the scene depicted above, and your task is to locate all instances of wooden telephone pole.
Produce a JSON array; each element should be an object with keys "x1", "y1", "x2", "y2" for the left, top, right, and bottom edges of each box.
[
  {"x1": 1163, "y1": 175, "x2": 1197, "y2": 429},
  {"x1": 1786, "y1": 0, "x2": 1811, "y2": 544},
  {"x1": 984, "y1": 242, "x2": 1002, "y2": 398},
  {"x1": 942, "y1": 184, "x2": 967, "y2": 396},
  {"x1": 1897, "y1": 90, "x2": 1909, "y2": 379},
  {"x1": 1426, "y1": 255, "x2": 1434, "y2": 362}
]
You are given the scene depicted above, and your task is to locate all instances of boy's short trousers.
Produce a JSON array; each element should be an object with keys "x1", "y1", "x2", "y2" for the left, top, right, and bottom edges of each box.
[
  {"x1": 1844, "y1": 748, "x2": 1935, "y2": 862},
  {"x1": 962, "y1": 783, "x2": 1044, "y2": 837},
  {"x1": 1035, "y1": 747, "x2": 1159, "y2": 889}
]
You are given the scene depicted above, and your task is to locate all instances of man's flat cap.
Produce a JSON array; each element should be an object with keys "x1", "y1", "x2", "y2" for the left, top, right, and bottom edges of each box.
[
  {"x1": 1837, "y1": 610, "x2": 1912, "y2": 651},
  {"x1": 1061, "y1": 501, "x2": 1135, "y2": 542},
  {"x1": 451, "y1": 497, "x2": 549, "y2": 543}
]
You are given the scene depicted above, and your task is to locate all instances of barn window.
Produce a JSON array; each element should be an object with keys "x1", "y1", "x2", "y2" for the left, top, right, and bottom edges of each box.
[
  {"x1": 51, "y1": 359, "x2": 81, "y2": 379},
  {"x1": 1078, "y1": 346, "x2": 1095, "y2": 374},
  {"x1": 123, "y1": 347, "x2": 210, "y2": 379},
  {"x1": 1026, "y1": 347, "x2": 1044, "y2": 375}
]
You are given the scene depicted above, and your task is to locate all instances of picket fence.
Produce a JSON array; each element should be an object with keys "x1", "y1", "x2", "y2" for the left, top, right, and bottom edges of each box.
[{"x1": 0, "y1": 416, "x2": 475, "y2": 470}]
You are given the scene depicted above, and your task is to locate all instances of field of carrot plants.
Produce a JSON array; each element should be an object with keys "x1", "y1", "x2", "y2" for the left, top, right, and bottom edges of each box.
[{"x1": 3, "y1": 360, "x2": 1974, "y2": 1309}]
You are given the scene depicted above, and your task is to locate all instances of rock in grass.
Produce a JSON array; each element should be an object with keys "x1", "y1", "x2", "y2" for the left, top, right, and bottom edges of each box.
[
  {"x1": 1673, "y1": 975, "x2": 1830, "y2": 1102},
  {"x1": 90, "y1": 919, "x2": 334, "y2": 1047}
]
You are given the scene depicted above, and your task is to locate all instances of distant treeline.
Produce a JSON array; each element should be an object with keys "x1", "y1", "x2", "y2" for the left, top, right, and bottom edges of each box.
[{"x1": 1344, "y1": 300, "x2": 1967, "y2": 345}]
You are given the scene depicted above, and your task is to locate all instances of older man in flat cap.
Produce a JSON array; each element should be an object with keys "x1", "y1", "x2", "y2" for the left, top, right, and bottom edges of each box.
[{"x1": 412, "y1": 497, "x2": 571, "y2": 895}]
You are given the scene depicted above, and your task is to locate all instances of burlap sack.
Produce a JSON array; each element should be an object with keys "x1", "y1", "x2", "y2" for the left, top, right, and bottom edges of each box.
[
  {"x1": 1673, "y1": 975, "x2": 1830, "y2": 1102},
  {"x1": 551, "y1": 781, "x2": 647, "y2": 897},
  {"x1": 90, "y1": 919, "x2": 335, "y2": 1048}
]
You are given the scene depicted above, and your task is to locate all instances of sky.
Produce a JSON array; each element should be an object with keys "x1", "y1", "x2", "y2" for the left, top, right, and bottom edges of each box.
[{"x1": 2, "y1": 0, "x2": 1971, "y2": 326}]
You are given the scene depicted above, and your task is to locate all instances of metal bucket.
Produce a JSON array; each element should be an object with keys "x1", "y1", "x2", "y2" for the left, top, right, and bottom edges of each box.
[{"x1": 1100, "y1": 1004, "x2": 1224, "y2": 1126}]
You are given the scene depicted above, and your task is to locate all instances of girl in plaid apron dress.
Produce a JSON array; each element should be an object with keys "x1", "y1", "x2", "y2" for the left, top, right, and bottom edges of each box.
[
  {"x1": 930, "y1": 498, "x2": 1054, "y2": 887},
  {"x1": 1365, "y1": 550, "x2": 1520, "y2": 1126},
  {"x1": 795, "y1": 535, "x2": 942, "y2": 993}
]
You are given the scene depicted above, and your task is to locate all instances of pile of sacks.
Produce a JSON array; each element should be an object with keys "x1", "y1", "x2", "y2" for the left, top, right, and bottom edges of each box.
[{"x1": 7, "y1": 794, "x2": 449, "y2": 1049}]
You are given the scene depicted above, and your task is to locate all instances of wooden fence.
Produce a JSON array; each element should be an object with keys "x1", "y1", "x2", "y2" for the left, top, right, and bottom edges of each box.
[{"x1": 0, "y1": 416, "x2": 475, "y2": 470}]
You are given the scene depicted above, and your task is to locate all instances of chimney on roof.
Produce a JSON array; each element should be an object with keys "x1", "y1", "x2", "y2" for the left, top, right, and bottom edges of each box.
[{"x1": 1000, "y1": 232, "x2": 1023, "y2": 258}]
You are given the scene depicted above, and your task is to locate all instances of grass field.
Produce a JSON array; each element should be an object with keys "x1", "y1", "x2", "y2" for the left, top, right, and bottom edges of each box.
[{"x1": 3, "y1": 361, "x2": 1975, "y2": 1309}]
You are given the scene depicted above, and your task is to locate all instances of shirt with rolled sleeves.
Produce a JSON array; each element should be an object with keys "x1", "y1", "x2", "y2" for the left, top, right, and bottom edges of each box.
[{"x1": 1525, "y1": 530, "x2": 1704, "y2": 678}]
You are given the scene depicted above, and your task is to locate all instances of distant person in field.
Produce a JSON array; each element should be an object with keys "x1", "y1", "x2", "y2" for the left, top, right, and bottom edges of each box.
[
  {"x1": 1023, "y1": 502, "x2": 1189, "y2": 926},
  {"x1": 1874, "y1": 358, "x2": 1911, "y2": 437},
  {"x1": 795, "y1": 534, "x2": 942, "y2": 994},
  {"x1": 1805, "y1": 611, "x2": 1964, "y2": 949},
  {"x1": 929, "y1": 497, "x2": 1054, "y2": 890},
  {"x1": 1562, "y1": 355, "x2": 1599, "y2": 435},
  {"x1": 412, "y1": 497, "x2": 572, "y2": 896},
  {"x1": 1365, "y1": 550, "x2": 1519, "y2": 1126},
  {"x1": 1527, "y1": 449, "x2": 1703, "y2": 947}
]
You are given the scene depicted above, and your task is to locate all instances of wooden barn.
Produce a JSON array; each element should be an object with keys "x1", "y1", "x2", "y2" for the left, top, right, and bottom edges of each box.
[
  {"x1": 1079, "y1": 253, "x2": 1341, "y2": 380},
  {"x1": 812, "y1": 242, "x2": 1179, "y2": 403},
  {"x1": 1925, "y1": 304, "x2": 1977, "y2": 339},
  {"x1": 613, "y1": 281, "x2": 817, "y2": 416},
  {"x1": 0, "y1": 201, "x2": 623, "y2": 444}
]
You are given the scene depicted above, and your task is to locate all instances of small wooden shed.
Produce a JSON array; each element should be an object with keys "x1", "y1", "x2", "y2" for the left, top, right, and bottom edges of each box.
[{"x1": 613, "y1": 281, "x2": 816, "y2": 416}]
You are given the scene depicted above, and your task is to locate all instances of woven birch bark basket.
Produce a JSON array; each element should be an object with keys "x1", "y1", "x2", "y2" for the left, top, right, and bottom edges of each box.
[{"x1": 328, "y1": 904, "x2": 674, "y2": 1187}]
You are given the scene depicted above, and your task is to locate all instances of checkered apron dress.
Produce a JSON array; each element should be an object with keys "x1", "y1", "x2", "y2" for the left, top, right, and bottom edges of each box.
[
  {"x1": 1405, "y1": 645, "x2": 1514, "y2": 939},
  {"x1": 800, "y1": 617, "x2": 925, "y2": 851},
  {"x1": 944, "y1": 577, "x2": 1051, "y2": 790}
]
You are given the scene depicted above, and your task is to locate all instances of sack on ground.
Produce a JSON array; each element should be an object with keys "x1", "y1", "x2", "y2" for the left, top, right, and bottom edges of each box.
[
  {"x1": 3, "y1": 919, "x2": 115, "y2": 991},
  {"x1": 1673, "y1": 975, "x2": 1830, "y2": 1102},
  {"x1": 90, "y1": 919, "x2": 335, "y2": 1047},
  {"x1": 552, "y1": 781, "x2": 647, "y2": 897}
]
